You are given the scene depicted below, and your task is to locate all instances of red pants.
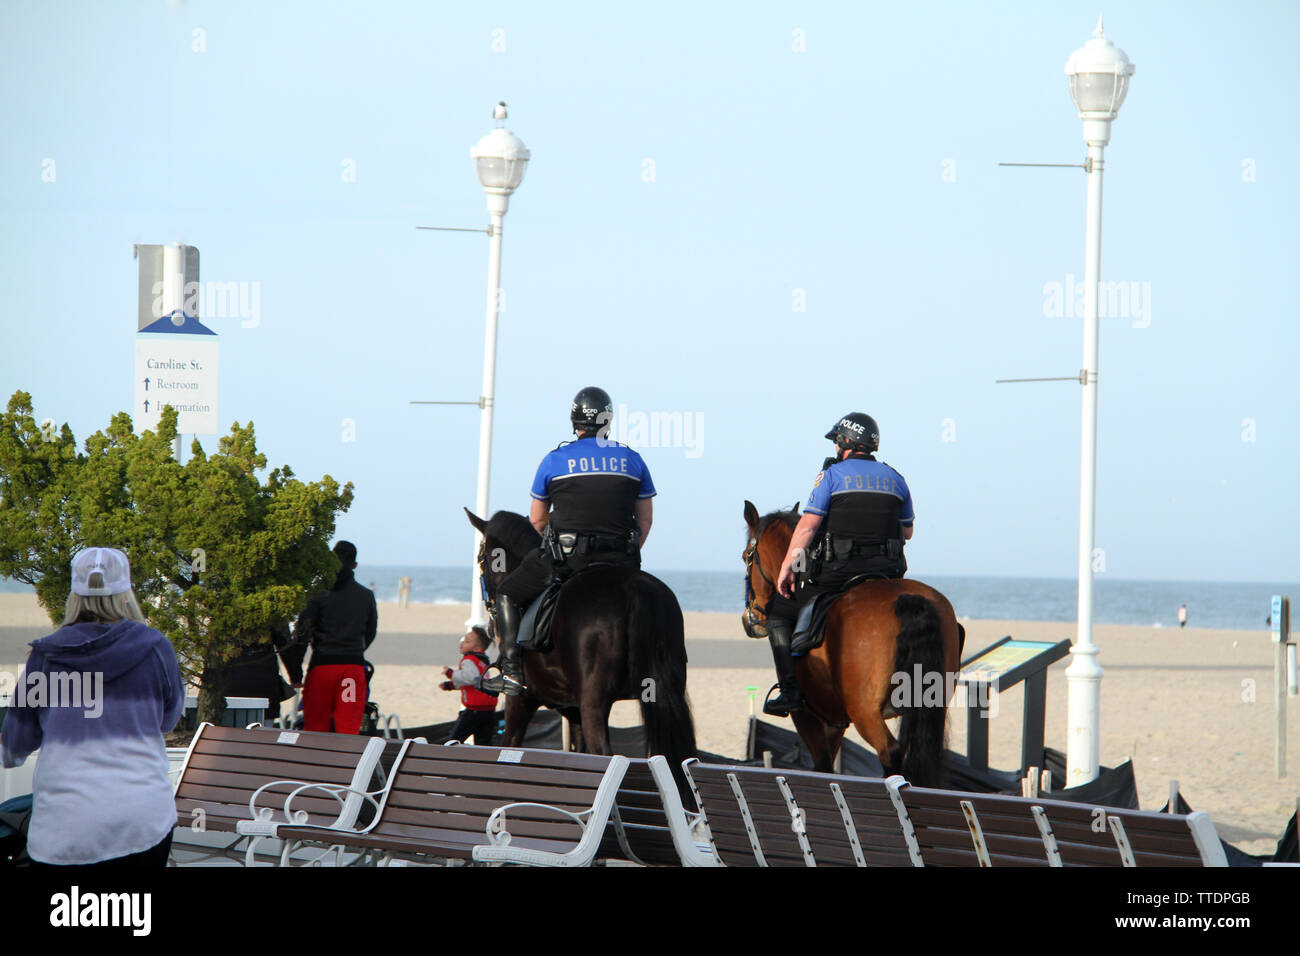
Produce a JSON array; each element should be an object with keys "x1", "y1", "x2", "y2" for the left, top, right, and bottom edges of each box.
[{"x1": 302, "y1": 664, "x2": 367, "y2": 734}]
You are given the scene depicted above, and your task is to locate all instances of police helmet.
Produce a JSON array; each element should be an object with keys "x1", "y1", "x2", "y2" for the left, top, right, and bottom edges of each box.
[
  {"x1": 825, "y1": 412, "x2": 879, "y2": 453},
  {"x1": 571, "y1": 386, "x2": 613, "y2": 435}
]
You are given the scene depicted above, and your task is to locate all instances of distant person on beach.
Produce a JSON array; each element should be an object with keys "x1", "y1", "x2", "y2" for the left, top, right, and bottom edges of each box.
[
  {"x1": 480, "y1": 386, "x2": 655, "y2": 697},
  {"x1": 1178, "y1": 604, "x2": 1188, "y2": 629},
  {"x1": 439, "y1": 627, "x2": 499, "y2": 744},
  {"x1": 764, "y1": 413, "x2": 914, "y2": 718},
  {"x1": 1, "y1": 547, "x2": 184, "y2": 867},
  {"x1": 398, "y1": 575, "x2": 411, "y2": 608},
  {"x1": 285, "y1": 541, "x2": 378, "y2": 734}
]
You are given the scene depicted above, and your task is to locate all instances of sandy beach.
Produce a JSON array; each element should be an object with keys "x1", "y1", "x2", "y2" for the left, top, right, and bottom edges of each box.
[{"x1": 2, "y1": 592, "x2": 1296, "y2": 857}]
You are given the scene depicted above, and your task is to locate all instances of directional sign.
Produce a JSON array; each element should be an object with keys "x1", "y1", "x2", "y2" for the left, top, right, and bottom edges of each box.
[{"x1": 135, "y1": 313, "x2": 219, "y2": 435}]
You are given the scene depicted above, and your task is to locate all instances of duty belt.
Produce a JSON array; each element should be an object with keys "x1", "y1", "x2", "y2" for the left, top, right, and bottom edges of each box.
[
  {"x1": 827, "y1": 535, "x2": 901, "y2": 561},
  {"x1": 555, "y1": 531, "x2": 638, "y2": 557}
]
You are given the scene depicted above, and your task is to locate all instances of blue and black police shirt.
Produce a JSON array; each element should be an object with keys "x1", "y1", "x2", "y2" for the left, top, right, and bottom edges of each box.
[
  {"x1": 530, "y1": 437, "x2": 656, "y2": 536},
  {"x1": 804, "y1": 457, "x2": 913, "y2": 542}
]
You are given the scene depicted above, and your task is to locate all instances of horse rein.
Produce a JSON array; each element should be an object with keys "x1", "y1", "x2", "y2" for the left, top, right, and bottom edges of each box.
[
  {"x1": 476, "y1": 537, "x2": 497, "y2": 624},
  {"x1": 742, "y1": 536, "x2": 774, "y2": 638}
]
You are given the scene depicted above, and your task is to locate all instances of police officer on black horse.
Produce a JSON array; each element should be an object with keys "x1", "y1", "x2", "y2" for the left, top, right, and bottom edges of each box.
[
  {"x1": 762, "y1": 412, "x2": 915, "y2": 717},
  {"x1": 479, "y1": 386, "x2": 656, "y2": 696}
]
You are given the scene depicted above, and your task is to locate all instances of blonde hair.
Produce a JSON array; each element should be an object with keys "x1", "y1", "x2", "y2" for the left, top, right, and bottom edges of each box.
[{"x1": 62, "y1": 571, "x2": 147, "y2": 626}]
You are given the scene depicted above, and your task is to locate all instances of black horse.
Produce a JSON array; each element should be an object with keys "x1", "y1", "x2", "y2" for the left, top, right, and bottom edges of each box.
[{"x1": 465, "y1": 510, "x2": 697, "y2": 787}]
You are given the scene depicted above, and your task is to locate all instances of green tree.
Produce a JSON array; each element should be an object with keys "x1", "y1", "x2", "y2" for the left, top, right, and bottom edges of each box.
[{"x1": 0, "y1": 390, "x2": 354, "y2": 723}]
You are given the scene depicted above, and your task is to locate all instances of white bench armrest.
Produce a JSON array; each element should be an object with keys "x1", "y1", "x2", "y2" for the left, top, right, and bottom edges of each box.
[
  {"x1": 485, "y1": 802, "x2": 591, "y2": 847},
  {"x1": 243, "y1": 780, "x2": 381, "y2": 832}
]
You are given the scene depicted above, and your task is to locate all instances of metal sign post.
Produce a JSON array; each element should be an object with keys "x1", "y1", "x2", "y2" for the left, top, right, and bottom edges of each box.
[{"x1": 1271, "y1": 595, "x2": 1290, "y2": 779}]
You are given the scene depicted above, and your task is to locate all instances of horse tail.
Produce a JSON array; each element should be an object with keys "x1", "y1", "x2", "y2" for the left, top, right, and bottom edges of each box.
[
  {"x1": 627, "y1": 575, "x2": 698, "y2": 798},
  {"x1": 892, "y1": 593, "x2": 948, "y2": 787}
]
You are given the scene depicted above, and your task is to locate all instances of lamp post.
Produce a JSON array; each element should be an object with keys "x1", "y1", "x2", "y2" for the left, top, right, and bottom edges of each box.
[
  {"x1": 1062, "y1": 18, "x2": 1134, "y2": 787},
  {"x1": 466, "y1": 102, "x2": 530, "y2": 628}
]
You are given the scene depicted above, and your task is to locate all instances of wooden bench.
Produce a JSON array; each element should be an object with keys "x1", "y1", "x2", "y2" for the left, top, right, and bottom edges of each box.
[
  {"x1": 597, "y1": 756, "x2": 718, "y2": 866},
  {"x1": 683, "y1": 760, "x2": 821, "y2": 866},
  {"x1": 171, "y1": 723, "x2": 386, "y2": 866},
  {"x1": 897, "y1": 786, "x2": 1058, "y2": 866},
  {"x1": 274, "y1": 742, "x2": 628, "y2": 867},
  {"x1": 895, "y1": 784, "x2": 1229, "y2": 867},
  {"x1": 685, "y1": 760, "x2": 919, "y2": 867},
  {"x1": 779, "y1": 770, "x2": 918, "y2": 867},
  {"x1": 682, "y1": 762, "x2": 1230, "y2": 868},
  {"x1": 1032, "y1": 799, "x2": 1228, "y2": 867}
]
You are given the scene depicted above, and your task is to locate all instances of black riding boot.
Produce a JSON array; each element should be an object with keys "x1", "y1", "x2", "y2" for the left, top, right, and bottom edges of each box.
[
  {"x1": 480, "y1": 595, "x2": 527, "y2": 697},
  {"x1": 763, "y1": 620, "x2": 804, "y2": 717}
]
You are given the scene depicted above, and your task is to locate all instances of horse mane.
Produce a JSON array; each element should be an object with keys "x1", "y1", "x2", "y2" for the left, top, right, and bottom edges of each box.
[
  {"x1": 485, "y1": 510, "x2": 542, "y2": 559},
  {"x1": 756, "y1": 508, "x2": 799, "y2": 539}
]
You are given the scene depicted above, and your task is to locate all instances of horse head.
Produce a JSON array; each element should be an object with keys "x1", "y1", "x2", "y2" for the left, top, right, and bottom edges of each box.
[
  {"x1": 464, "y1": 508, "x2": 541, "y2": 606},
  {"x1": 741, "y1": 499, "x2": 799, "y2": 638}
]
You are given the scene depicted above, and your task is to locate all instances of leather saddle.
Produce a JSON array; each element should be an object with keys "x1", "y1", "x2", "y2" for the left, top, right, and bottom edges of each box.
[
  {"x1": 515, "y1": 579, "x2": 563, "y2": 653},
  {"x1": 791, "y1": 573, "x2": 881, "y2": 656}
]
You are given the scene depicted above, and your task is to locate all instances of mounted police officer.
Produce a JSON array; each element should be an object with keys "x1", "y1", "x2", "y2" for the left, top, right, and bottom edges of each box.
[
  {"x1": 762, "y1": 412, "x2": 914, "y2": 717},
  {"x1": 479, "y1": 386, "x2": 656, "y2": 696}
]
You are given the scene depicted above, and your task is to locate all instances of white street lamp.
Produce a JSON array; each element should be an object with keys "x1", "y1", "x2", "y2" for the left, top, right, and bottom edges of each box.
[
  {"x1": 1063, "y1": 17, "x2": 1134, "y2": 787},
  {"x1": 467, "y1": 102, "x2": 530, "y2": 628}
]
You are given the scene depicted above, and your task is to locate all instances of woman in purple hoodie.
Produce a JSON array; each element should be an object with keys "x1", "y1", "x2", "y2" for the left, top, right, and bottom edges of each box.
[{"x1": 1, "y1": 547, "x2": 184, "y2": 866}]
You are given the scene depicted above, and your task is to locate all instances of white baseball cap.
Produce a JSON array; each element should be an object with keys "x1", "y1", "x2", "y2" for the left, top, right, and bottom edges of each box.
[{"x1": 71, "y1": 547, "x2": 133, "y2": 597}]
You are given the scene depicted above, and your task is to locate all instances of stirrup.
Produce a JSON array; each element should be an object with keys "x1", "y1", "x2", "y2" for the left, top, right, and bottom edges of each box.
[
  {"x1": 479, "y1": 664, "x2": 526, "y2": 697},
  {"x1": 762, "y1": 682, "x2": 804, "y2": 718}
]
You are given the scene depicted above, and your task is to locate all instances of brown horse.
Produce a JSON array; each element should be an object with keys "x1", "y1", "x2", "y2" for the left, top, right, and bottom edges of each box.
[{"x1": 742, "y1": 501, "x2": 963, "y2": 786}]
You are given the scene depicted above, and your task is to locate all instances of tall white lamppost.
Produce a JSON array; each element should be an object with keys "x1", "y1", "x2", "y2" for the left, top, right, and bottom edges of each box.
[
  {"x1": 1063, "y1": 18, "x2": 1134, "y2": 786},
  {"x1": 467, "y1": 103, "x2": 530, "y2": 628}
]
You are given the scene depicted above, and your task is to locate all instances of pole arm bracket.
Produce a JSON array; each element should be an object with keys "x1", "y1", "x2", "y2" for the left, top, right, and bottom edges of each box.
[
  {"x1": 995, "y1": 372, "x2": 1096, "y2": 384},
  {"x1": 410, "y1": 397, "x2": 493, "y2": 409},
  {"x1": 415, "y1": 225, "x2": 493, "y2": 235},
  {"x1": 998, "y1": 159, "x2": 1093, "y2": 172}
]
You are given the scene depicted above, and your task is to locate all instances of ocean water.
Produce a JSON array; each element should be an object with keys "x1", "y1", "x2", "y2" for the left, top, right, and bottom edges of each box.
[
  {"x1": 2, "y1": 565, "x2": 1291, "y2": 631},
  {"x1": 8, "y1": 566, "x2": 1275, "y2": 630},
  {"x1": 376, "y1": 567, "x2": 1295, "y2": 631}
]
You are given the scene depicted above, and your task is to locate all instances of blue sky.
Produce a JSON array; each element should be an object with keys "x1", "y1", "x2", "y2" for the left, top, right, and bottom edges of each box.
[{"x1": 1, "y1": 1, "x2": 1296, "y2": 583}]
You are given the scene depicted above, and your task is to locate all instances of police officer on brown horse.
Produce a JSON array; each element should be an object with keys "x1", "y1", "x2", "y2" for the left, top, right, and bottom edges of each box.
[
  {"x1": 479, "y1": 387, "x2": 656, "y2": 696},
  {"x1": 761, "y1": 412, "x2": 915, "y2": 717}
]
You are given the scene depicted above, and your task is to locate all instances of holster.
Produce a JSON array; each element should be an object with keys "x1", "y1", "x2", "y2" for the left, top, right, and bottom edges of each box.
[
  {"x1": 541, "y1": 525, "x2": 567, "y2": 564},
  {"x1": 798, "y1": 536, "x2": 826, "y2": 589}
]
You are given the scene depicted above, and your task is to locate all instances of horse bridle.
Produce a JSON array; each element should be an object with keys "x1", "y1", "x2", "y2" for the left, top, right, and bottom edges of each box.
[
  {"x1": 742, "y1": 535, "x2": 774, "y2": 639},
  {"x1": 476, "y1": 537, "x2": 497, "y2": 624}
]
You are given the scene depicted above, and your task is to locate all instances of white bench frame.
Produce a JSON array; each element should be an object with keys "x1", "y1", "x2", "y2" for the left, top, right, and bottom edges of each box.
[
  {"x1": 277, "y1": 745, "x2": 629, "y2": 868},
  {"x1": 169, "y1": 723, "x2": 387, "y2": 867}
]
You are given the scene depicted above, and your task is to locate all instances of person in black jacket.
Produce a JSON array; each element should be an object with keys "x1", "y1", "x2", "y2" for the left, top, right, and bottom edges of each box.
[
  {"x1": 285, "y1": 541, "x2": 377, "y2": 734},
  {"x1": 222, "y1": 622, "x2": 297, "y2": 723}
]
